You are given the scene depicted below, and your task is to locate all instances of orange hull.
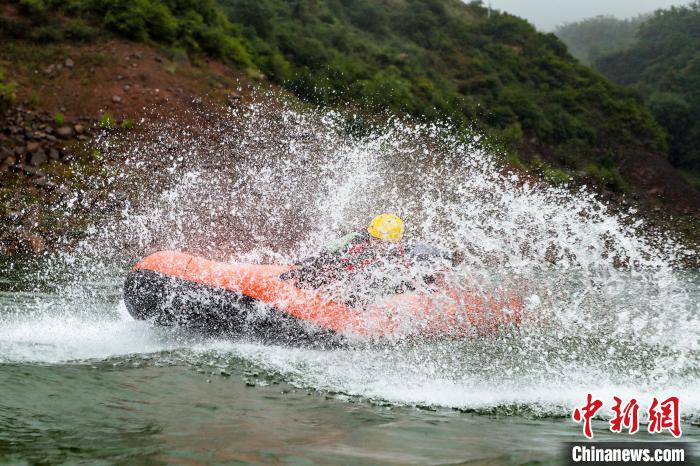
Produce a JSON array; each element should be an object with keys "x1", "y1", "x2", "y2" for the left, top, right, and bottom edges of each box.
[{"x1": 124, "y1": 251, "x2": 522, "y2": 343}]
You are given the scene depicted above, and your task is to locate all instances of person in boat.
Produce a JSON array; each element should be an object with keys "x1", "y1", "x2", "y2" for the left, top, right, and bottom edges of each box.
[
  {"x1": 281, "y1": 213, "x2": 409, "y2": 290},
  {"x1": 408, "y1": 242, "x2": 464, "y2": 285}
]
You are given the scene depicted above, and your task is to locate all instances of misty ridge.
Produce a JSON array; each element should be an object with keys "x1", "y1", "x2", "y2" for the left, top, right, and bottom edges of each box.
[{"x1": 555, "y1": 2, "x2": 700, "y2": 188}]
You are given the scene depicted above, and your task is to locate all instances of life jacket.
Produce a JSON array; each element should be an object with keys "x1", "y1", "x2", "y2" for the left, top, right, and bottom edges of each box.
[
  {"x1": 290, "y1": 231, "x2": 407, "y2": 289},
  {"x1": 335, "y1": 231, "x2": 406, "y2": 274}
]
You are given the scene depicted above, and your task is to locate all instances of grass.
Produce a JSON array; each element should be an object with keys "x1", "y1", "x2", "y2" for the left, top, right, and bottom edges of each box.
[
  {"x1": 0, "y1": 68, "x2": 16, "y2": 112},
  {"x1": 584, "y1": 163, "x2": 628, "y2": 193},
  {"x1": 53, "y1": 112, "x2": 65, "y2": 126},
  {"x1": 29, "y1": 90, "x2": 39, "y2": 107},
  {"x1": 99, "y1": 112, "x2": 115, "y2": 130},
  {"x1": 163, "y1": 62, "x2": 177, "y2": 76},
  {"x1": 0, "y1": 42, "x2": 64, "y2": 71}
]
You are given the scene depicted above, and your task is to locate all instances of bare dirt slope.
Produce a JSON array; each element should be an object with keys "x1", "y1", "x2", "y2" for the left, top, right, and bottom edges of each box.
[{"x1": 0, "y1": 38, "x2": 265, "y2": 253}]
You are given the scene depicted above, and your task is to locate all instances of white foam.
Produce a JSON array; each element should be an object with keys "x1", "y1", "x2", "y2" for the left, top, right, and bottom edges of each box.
[{"x1": 1, "y1": 96, "x2": 697, "y2": 420}]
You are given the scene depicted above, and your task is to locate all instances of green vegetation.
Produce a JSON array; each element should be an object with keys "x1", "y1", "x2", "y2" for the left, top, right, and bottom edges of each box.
[
  {"x1": 528, "y1": 155, "x2": 571, "y2": 185},
  {"x1": 216, "y1": 0, "x2": 667, "y2": 182},
  {"x1": 0, "y1": 68, "x2": 16, "y2": 113},
  {"x1": 0, "y1": 0, "x2": 253, "y2": 68},
  {"x1": 0, "y1": 0, "x2": 677, "y2": 194},
  {"x1": 592, "y1": 2, "x2": 700, "y2": 176},
  {"x1": 99, "y1": 112, "x2": 115, "y2": 130},
  {"x1": 53, "y1": 111, "x2": 65, "y2": 126},
  {"x1": 28, "y1": 90, "x2": 39, "y2": 107},
  {"x1": 554, "y1": 15, "x2": 645, "y2": 65}
]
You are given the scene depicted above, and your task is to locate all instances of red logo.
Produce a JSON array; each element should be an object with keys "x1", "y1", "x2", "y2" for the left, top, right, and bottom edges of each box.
[
  {"x1": 609, "y1": 396, "x2": 640, "y2": 434},
  {"x1": 572, "y1": 395, "x2": 681, "y2": 439},
  {"x1": 648, "y1": 396, "x2": 682, "y2": 438},
  {"x1": 572, "y1": 393, "x2": 603, "y2": 439}
]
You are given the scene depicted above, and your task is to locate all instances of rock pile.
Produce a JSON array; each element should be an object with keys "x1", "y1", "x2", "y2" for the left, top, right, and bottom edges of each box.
[
  {"x1": 0, "y1": 106, "x2": 97, "y2": 254},
  {"x1": 0, "y1": 107, "x2": 93, "y2": 175}
]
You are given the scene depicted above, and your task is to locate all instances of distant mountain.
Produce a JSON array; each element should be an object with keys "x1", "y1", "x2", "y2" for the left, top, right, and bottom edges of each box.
[
  {"x1": 554, "y1": 15, "x2": 646, "y2": 65},
  {"x1": 592, "y1": 3, "x2": 700, "y2": 183}
]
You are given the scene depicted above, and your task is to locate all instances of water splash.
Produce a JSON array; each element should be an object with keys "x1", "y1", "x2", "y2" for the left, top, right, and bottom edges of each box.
[{"x1": 0, "y1": 94, "x2": 697, "y2": 419}]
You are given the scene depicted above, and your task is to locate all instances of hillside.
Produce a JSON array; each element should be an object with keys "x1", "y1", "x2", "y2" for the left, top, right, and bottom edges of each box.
[
  {"x1": 219, "y1": 0, "x2": 674, "y2": 191},
  {"x1": 592, "y1": 3, "x2": 700, "y2": 188},
  {"x1": 0, "y1": 0, "x2": 699, "y2": 252},
  {"x1": 1, "y1": 0, "x2": 683, "y2": 187}
]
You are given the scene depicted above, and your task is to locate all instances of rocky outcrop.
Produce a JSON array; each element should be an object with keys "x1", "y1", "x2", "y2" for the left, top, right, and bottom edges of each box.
[
  {"x1": 0, "y1": 107, "x2": 94, "y2": 173},
  {"x1": 0, "y1": 107, "x2": 98, "y2": 254}
]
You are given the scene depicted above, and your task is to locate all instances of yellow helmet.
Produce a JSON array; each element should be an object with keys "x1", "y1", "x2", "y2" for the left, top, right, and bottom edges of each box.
[{"x1": 367, "y1": 214, "x2": 405, "y2": 243}]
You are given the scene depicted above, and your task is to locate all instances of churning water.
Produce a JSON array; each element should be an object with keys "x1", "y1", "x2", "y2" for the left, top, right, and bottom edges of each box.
[{"x1": 1, "y1": 95, "x2": 698, "y2": 463}]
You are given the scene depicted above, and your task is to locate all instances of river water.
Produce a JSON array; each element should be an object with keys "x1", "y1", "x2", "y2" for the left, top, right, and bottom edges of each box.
[{"x1": 1, "y1": 100, "x2": 698, "y2": 463}]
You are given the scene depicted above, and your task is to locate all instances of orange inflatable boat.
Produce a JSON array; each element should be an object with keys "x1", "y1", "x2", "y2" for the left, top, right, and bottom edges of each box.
[{"x1": 124, "y1": 251, "x2": 523, "y2": 346}]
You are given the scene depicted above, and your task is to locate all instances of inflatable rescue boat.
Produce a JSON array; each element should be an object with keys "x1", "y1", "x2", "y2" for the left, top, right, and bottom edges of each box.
[{"x1": 124, "y1": 251, "x2": 523, "y2": 346}]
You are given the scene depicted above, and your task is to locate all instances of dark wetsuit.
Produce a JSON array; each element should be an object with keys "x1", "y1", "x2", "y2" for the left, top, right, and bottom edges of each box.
[{"x1": 282, "y1": 230, "x2": 408, "y2": 289}]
